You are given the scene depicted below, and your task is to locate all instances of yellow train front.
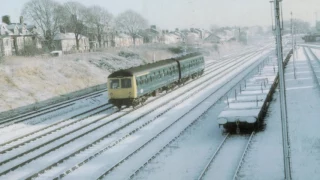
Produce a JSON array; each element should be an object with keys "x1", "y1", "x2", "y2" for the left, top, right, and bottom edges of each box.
[
  {"x1": 107, "y1": 53, "x2": 205, "y2": 109},
  {"x1": 107, "y1": 70, "x2": 139, "y2": 109}
]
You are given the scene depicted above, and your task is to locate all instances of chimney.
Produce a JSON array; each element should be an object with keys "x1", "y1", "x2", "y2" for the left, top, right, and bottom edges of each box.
[{"x1": 20, "y1": 16, "x2": 24, "y2": 24}]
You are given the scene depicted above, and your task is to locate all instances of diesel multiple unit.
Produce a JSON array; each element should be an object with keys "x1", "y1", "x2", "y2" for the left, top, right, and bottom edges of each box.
[{"x1": 107, "y1": 53, "x2": 205, "y2": 108}]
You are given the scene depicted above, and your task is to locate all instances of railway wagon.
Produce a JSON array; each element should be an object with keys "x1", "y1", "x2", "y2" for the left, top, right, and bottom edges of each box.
[
  {"x1": 218, "y1": 76, "x2": 278, "y2": 132},
  {"x1": 108, "y1": 53, "x2": 204, "y2": 108}
]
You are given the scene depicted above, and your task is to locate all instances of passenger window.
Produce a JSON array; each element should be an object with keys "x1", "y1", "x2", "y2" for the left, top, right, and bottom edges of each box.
[
  {"x1": 110, "y1": 79, "x2": 120, "y2": 89},
  {"x1": 121, "y1": 79, "x2": 132, "y2": 88}
]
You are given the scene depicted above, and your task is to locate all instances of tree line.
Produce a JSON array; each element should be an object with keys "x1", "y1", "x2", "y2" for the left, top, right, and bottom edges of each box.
[{"x1": 21, "y1": 0, "x2": 148, "y2": 50}]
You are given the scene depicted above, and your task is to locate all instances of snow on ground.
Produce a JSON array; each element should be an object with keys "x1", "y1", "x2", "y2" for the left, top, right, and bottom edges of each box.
[
  {"x1": 0, "y1": 42, "x2": 251, "y2": 114},
  {"x1": 130, "y1": 102, "x2": 226, "y2": 180},
  {"x1": 0, "y1": 92, "x2": 108, "y2": 142},
  {"x1": 129, "y1": 52, "x2": 276, "y2": 180},
  {"x1": 0, "y1": 48, "x2": 264, "y2": 179},
  {"x1": 33, "y1": 48, "x2": 272, "y2": 179},
  {"x1": 237, "y1": 91, "x2": 284, "y2": 180},
  {"x1": 239, "y1": 46, "x2": 320, "y2": 180},
  {"x1": 0, "y1": 55, "x2": 109, "y2": 113},
  {"x1": 286, "y1": 47, "x2": 320, "y2": 179}
]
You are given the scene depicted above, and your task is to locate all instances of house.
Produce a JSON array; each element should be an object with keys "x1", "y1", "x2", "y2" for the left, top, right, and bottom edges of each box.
[
  {"x1": 113, "y1": 33, "x2": 133, "y2": 47},
  {"x1": 162, "y1": 33, "x2": 181, "y2": 44},
  {"x1": 186, "y1": 32, "x2": 201, "y2": 45},
  {"x1": 0, "y1": 36, "x2": 13, "y2": 56},
  {"x1": 134, "y1": 34, "x2": 143, "y2": 46},
  {"x1": 204, "y1": 33, "x2": 221, "y2": 43},
  {"x1": 53, "y1": 33, "x2": 89, "y2": 52},
  {"x1": 0, "y1": 23, "x2": 13, "y2": 56},
  {"x1": 0, "y1": 21, "x2": 42, "y2": 55}
]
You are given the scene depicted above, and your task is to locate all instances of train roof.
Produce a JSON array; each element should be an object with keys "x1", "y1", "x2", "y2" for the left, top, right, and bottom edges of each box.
[{"x1": 108, "y1": 52, "x2": 203, "y2": 78}]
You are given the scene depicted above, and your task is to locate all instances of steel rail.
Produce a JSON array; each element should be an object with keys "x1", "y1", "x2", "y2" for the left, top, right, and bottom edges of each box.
[
  {"x1": 96, "y1": 52, "x2": 270, "y2": 180},
  {"x1": 0, "y1": 49, "x2": 254, "y2": 153},
  {"x1": 26, "y1": 51, "x2": 264, "y2": 180},
  {"x1": 127, "y1": 52, "x2": 272, "y2": 180},
  {"x1": 232, "y1": 131, "x2": 255, "y2": 180},
  {"x1": 0, "y1": 89, "x2": 107, "y2": 125}
]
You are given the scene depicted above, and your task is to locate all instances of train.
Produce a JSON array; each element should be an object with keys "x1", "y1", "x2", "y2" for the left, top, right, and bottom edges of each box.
[{"x1": 107, "y1": 52, "x2": 205, "y2": 109}]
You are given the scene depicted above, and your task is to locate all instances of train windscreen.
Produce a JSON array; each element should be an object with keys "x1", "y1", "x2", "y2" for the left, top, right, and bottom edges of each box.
[
  {"x1": 110, "y1": 79, "x2": 120, "y2": 89},
  {"x1": 121, "y1": 78, "x2": 132, "y2": 88}
]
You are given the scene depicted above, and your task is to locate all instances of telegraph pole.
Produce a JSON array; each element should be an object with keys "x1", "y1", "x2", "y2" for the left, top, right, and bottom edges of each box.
[
  {"x1": 291, "y1": 12, "x2": 296, "y2": 79},
  {"x1": 273, "y1": 0, "x2": 292, "y2": 179}
]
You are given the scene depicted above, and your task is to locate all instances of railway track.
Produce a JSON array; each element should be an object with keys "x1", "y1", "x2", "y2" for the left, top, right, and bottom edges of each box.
[
  {"x1": 32, "y1": 53, "x2": 263, "y2": 180},
  {"x1": 0, "y1": 48, "x2": 268, "y2": 179},
  {"x1": 303, "y1": 47, "x2": 320, "y2": 88},
  {"x1": 0, "y1": 88, "x2": 108, "y2": 127},
  {"x1": 196, "y1": 132, "x2": 255, "y2": 180},
  {"x1": 0, "y1": 49, "x2": 257, "y2": 153},
  {"x1": 0, "y1": 48, "x2": 255, "y2": 146},
  {"x1": 124, "y1": 56, "x2": 269, "y2": 180},
  {"x1": 74, "y1": 52, "x2": 270, "y2": 180},
  {"x1": 0, "y1": 53, "x2": 238, "y2": 145}
]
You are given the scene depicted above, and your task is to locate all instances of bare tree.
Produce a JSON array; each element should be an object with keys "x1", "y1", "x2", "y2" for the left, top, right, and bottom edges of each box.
[
  {"x1": 21, "y1": 0, "x2": 63, "y2": 50},
  {"x1": 115, "y1": 10, "x2": 148, "y2": 45},
  {"x1": 61, "y1": 1, "x2": 87, "y2": 50},
  {"x1": 86, "y1": 6, "x2": 113, "y2": 48}
]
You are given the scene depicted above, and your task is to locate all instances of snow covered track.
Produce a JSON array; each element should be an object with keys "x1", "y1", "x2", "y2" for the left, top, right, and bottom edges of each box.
[
  {"x1": 0, "y1": 89, "x2": 107, "y2": 126},
  {"x1": 0, "y1": 55, "x2": 239, "y2": 178},
  {"x1": 197, "y1": 132, "x2": 255, "y2": 180},
  {"x1": 232, "y1": 131, "x2": 255, "y2": 180},
  {"x1": 198, "y1": 133, "x2": 253, "y2": 180},
  {"x1": 97, "y1": 53, "x2": 272, "y2": 180},
  {"x1": 0, "y1": 48, "x2": 271, "y2": 180},
  {"x1": 196, "y1": 134, "x2": 229, "y2": 180},
  {"x1": 38, "y1": 52, "x2": 262, "y2": 180},
  {"x1": 0, "y1": 90, "x2": 106, "y2": 129},
  {"x1": 303, "y1": 47, "x2": 320, "y2": 88},
  {"x1": 0, "y1": 103, "x2": 113, "y2": 152}
]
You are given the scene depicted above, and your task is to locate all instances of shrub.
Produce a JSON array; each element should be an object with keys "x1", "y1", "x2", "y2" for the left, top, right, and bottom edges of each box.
[
  {"x1": 21, "y1": 44, "x2": 44, "y2": 56},
  {"x1": 168, "y1": 46, "x2": 183, "y2": 54},
  {"x1": 118, "y1": 51, "x2": 140, "y2": 59}
]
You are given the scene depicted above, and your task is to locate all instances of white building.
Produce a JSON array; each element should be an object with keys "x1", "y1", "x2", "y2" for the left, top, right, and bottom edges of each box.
[
  {"x1": 53, "y1": 33, "x2": 89, "y2": 52},
  {"x1": 162, "y1": 33, "x2": 181, "y2": 44},
  {"x1": 0, "y1": 23, "x2": 13, "y2": 56}
]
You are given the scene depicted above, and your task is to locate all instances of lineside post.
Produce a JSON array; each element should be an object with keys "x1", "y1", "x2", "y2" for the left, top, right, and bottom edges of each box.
[
  {"x1": 273, "y1": 0, "x2": 292, "y2": 179},
  {"x1": 291, "y1": 12, "x2": 296, "y2": 79}
]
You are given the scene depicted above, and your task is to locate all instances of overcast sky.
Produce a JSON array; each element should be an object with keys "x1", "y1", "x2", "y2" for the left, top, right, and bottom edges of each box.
[{"x1": 0, "y1": 0, "x2": 319, "y2": 29}]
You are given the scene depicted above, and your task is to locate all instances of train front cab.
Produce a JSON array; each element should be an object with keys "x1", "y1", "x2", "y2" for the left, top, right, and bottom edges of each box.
[{"x1": 108, "y1": 77, "x2": 137, "y2": 108}]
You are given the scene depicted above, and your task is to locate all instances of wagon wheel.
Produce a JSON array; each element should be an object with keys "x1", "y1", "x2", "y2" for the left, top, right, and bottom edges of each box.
[{"x1": 116, "y1": 105, "x2": 122, "y2": 110}]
